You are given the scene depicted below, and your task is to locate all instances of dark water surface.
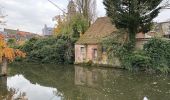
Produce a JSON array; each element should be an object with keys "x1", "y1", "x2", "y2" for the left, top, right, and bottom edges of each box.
[{"x1": 1, "y1": 63, "x2": 170, "y2": 100}]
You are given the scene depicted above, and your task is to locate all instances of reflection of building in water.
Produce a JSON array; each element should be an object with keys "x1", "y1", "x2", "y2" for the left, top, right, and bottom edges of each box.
[
  {"x1": 75, "y1": 66, "x2": 104, "y2": 87},
  {"x1": 75, "y1": 66, "x2": 119, "y2": 88},
  {"x1": 74, "y1": 66, "x2": 122, "y2": 100},
  {"x1": 74, "y1": 66, "x2": 152, "y2": 100}
]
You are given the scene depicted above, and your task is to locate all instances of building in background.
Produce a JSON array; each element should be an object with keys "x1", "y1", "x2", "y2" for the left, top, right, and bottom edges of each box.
[
  {"x1": 0, "y1": 28, "x2": 39, "y2": 45},
  {"x1": 67, "y1": 0, "x2": 77, "y2": 21},
  {"x1": 151, "y1": 21, "x2": 170, "y2": 38},
  {"x1": 42, "y1": 24, "x2": 54, "y2": 36}
]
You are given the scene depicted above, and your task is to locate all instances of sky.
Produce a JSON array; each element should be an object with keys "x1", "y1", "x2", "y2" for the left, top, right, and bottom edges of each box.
[{"x1": 0, "y1": 0, "x2": 170, "y2": 34}]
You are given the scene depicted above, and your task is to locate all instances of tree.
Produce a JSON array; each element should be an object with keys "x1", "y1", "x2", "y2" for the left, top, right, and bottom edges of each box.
[
  {"x1": 7, "y1": 38, "x2": 16, "y2": 46},
  {"x1": 53, "y1": 15, "x2": 65, "y2": 36},
  {"x1": 21, "y1": 35, "x2": 76, "y2": 64},
  {"x1": 75, "y1": 0, "x2": 97, "y2": 24},
  {"x1": 53, "y1": 14, "x2": 89, "y2": 38},
  {"x1": 103, "y1": 0, "x2": 162, "y2": 45},
  {"x1": 0, "y1": 34, "x2": 26, "y2": 63}
]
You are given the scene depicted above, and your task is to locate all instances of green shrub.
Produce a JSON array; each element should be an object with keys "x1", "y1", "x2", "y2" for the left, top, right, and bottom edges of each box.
[
  {"x1": 122, "y1": 51, "x2": 151, "y2": 71},
  {"x1": 21, "y1": 37, "x2": 38, "y2": 53},
  {"x1": 102, "y1": 36, "x2": 150, "y2": 71},
  {"x1": 103, "y1": 34, "x2": 170, "y2": 73},
  {"x1": 20, "y1": 35, "x2": 75, "y2": 64},
  {"x1": 143, "y1": 38, "x2": 170, "y2": 73}
]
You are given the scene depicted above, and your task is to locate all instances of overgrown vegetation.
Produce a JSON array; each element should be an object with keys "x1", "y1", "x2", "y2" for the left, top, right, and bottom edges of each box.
[
  {"x1": 20, "y1": 34, "x2": 77, "y2": 64},
  {"x1": 144, "y1": 38, "x2": 170, "y2": 73},
  {"x1": 20, "y1": 12, "x2": 89, "y2": 64},
  {"x1": 103, "y1": 36, "x2": 170, "y2": 73}
]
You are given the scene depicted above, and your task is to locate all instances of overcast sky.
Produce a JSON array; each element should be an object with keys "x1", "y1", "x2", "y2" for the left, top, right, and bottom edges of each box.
[{"x1": 0, "y1": 0, "x2": 170, "y2": 34}]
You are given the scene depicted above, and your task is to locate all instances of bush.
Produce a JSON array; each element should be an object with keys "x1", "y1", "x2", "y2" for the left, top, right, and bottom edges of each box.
[
  {"x1": 21, "y1": 37, "x2": 38, "y2": 53},
  {"x1": 121, "y1": 51, "x2": 151, "y2": 71},
  {"x1": 143, "y1": 38, "x2": 170, "y2": 73},
  {"x1": 102, "y1": 36, "x2": 150, "y2": 71},
  {"x1": 20, "y1": 35, "x2": 75, "y2": 64}
]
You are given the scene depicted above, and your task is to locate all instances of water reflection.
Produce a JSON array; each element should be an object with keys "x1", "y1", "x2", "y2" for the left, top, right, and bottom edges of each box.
[
  {"x1": 0, "y1": 63, "x2": 170, "y2": 100},
  {"x1": 7, "y1": 75, "x2": 60, "y2": 100},
  {"x1": 0, "y1": 76, "x2": 8, "y2": 99},
  {"x1": 0, "y1": 76, "x2": 17, "y2": 100},
  {"x1": 74, "y1": 66, "x2": 170, "y2": 100}
]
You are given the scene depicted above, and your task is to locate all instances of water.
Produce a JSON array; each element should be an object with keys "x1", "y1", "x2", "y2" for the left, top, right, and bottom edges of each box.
[{"x1": 1, "y1": 63, "x2": 170, "y2": 100}]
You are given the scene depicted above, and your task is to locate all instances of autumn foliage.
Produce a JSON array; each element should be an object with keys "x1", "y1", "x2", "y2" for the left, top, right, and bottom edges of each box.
[{"x1": 0, "y1": 34, "x2": 26, "y2": 63}]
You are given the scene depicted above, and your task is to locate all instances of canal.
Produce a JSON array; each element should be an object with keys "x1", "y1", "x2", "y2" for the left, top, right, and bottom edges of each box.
[{"x1": 0, "y1": 63, "x2": 170, "y2": 100}]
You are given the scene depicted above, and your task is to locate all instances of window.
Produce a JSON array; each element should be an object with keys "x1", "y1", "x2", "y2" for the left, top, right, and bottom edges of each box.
[
  {"x1": 81, "y1": 47, "x2": 86, "y2": 60},
  {"x1": 93, "y1": 49, "x2": 97, "y2": 59},
  {"x1": 102, "y1": 47, "x2": 106, "y2": 53},
  {"x1": 81, "y1": 47, "x2": 85, "y2": 53}
]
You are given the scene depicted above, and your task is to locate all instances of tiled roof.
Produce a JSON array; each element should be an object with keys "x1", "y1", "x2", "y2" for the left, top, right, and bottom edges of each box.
[
  {"x1": 76, "y1": 17, "x2": 117, "y2": 44},
  {"x1": 17, "y1": 31, "x2": 30, "y2": 36}
]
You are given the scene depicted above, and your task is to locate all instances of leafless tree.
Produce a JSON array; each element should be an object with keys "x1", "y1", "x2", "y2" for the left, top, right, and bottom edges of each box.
[{"x1": 75, "y1": 0, "x2": 97, "y2": 24}]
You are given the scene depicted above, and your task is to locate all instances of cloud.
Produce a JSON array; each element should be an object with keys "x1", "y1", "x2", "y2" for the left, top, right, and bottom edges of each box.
[
  {"x1": 96, "y1": 0, "x2": 106, "y2": 17},
  {"x1": 0, "y1": 0, "x2": 105, "y2": 34},
  {"x1": 1, "y1": 0, "x2": 65, "y2": 34},
  {"x1": 1, "y1": 0, "x2": 170, "y2": 34}
]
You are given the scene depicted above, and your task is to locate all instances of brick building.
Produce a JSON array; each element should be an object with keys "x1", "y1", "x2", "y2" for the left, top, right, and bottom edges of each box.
[{"x1": 75, "y1": 17, "x2": 150, "y2": 66}]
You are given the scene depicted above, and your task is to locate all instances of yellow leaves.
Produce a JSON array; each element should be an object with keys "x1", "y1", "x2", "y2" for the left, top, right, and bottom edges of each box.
[
  {"x1": 53, "y1": 26, "x2": 62, "y2": 35},
  {"x1": 15, "y1": 49, "x2": 26, "y2": 58},
  {"x1": 0, "y1": 38, "x2": 6, "y2": 48},
  {"x1": 0, "y1": 36, "x2": 26, "y2": 63},
  {"x1": 53, "y1": 16, "x2": 65, "y2": 36},
  {"x1": 3, "y1": 48, "x2": 15, "y2": 62}
]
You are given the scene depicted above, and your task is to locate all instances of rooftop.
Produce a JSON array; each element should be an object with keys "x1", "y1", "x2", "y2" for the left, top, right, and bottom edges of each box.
[{"x1": 76, "y1": 17, "x2": 117, "y2": 44}]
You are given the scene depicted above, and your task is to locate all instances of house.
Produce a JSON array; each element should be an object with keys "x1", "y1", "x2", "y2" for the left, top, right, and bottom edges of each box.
[
  {"x1": 75, "y1": 17, "x2": 150, "y2": 66},
  {"x1": 75, "y1": 17, "x2": 117, "y2": 65}
]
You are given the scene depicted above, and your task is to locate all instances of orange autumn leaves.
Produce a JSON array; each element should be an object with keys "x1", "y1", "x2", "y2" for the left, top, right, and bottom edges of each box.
[{"x1": 0, "y1": 34, "x2": 26, "y2": 63}]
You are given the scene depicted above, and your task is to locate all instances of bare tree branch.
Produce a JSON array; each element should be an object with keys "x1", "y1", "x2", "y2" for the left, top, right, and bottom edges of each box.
[{"x1": 75, "y1": 0, "x2": 97, "y2": 24}]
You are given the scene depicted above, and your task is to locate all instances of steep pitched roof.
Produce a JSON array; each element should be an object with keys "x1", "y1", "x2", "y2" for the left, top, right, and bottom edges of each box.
[{"x1": 76, "y1": 17, "x2": 117, "y2": 44}]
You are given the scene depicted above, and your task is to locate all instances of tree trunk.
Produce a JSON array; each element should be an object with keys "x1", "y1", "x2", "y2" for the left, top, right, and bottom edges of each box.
[
  {"x1": 0, "y1": 58, "x2": 7, "y2": 76},
  {"x1": 128, "y1": 27, "x2": 137, "y2": 49}
]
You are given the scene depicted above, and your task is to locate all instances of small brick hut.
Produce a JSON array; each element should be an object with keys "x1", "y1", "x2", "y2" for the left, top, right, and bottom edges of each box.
[{"x1": 75, "y1": 17, "x2": 150, "y2": 66}]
